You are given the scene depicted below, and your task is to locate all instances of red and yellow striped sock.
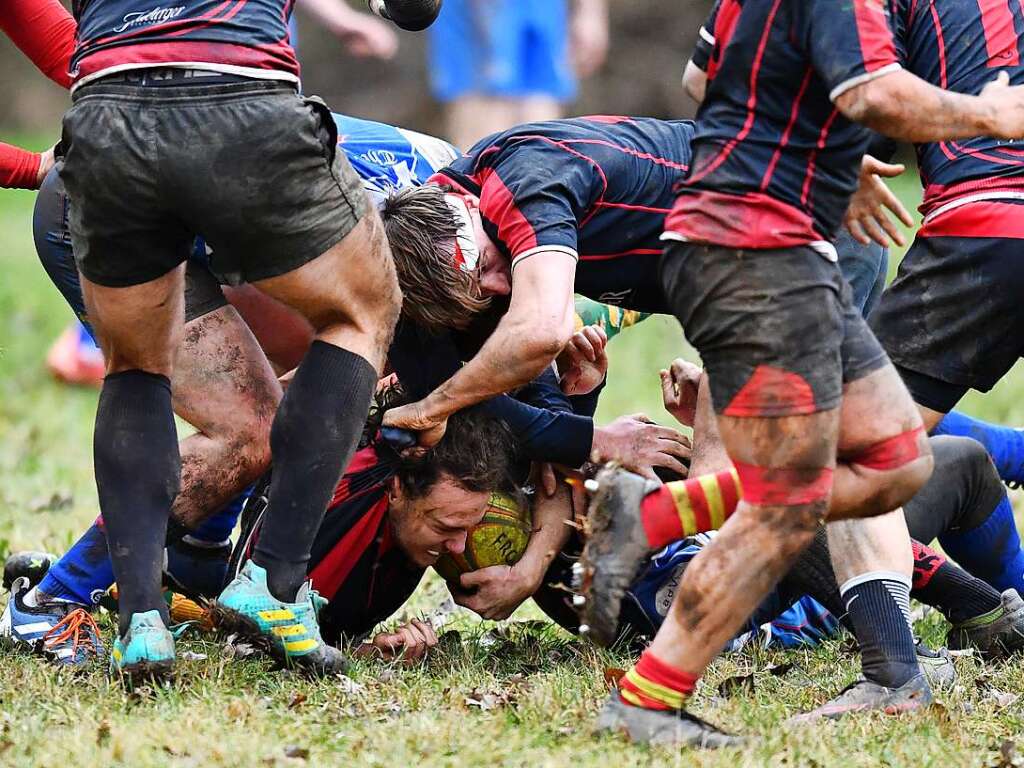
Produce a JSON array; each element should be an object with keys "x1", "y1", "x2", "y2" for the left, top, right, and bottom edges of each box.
[
  {"x1": 618, "y1": 650, "x2": 698, "y2": 711},
  {"x1": 639, "y1": 468, "x2": 742, "y2": 549}
]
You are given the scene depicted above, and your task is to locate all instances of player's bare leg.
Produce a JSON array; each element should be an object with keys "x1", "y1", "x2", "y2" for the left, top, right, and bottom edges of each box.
[
  {"x1": 81, "y1": 265, "x2": 185, "y2": 683},
  {"x1": 215, "y1": 210, "x2": 401, "y2": 675}
]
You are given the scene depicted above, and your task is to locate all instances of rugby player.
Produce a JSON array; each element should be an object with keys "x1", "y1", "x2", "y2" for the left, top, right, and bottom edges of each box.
[
  {"x1": 55, "y1": 0, "x2": 440, "y2": 684},
  {"x1": 587, "y1": 0, "x2": 1024, "y2": 746},
  {"x1": 867, "y1": 1, "x2": 1024, "y2": 518}
]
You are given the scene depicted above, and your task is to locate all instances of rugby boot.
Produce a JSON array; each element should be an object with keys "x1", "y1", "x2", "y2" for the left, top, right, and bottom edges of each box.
[
  {"x1": 0, "y1": 577, "x2": 102, "y2": 666},
  {"x1": 790, "y1": 673, "x2": 932, "y2": 723},
  {"x1": 212, "y1": 561, "x2": 347, "y2": 676},
  {"x1": 577, "y1": 466, "x2": 661, "y2": 647},
  {"x1": 3, "y1": 551, "x2": 58, "y2": 591},
  {"x1": 948, "y1": 589, "x2": 1024, "y2": 659},
  {"x1": 109, "y1": 610, "x2": 176, "y2": 686},
  {"x1": 915, "y1": 642, "x2": 956, "y2": 689},
  {"x1": 595, "y1": 691, "x2": 746, "y2": 748}
]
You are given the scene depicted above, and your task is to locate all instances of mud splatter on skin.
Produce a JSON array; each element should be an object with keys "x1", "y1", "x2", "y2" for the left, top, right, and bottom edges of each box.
[{"x1": 169, "y1": 307, "x2": 282, "y2": 529}]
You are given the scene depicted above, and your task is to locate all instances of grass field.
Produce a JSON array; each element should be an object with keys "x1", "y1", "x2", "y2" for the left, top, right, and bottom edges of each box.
[{"x1": 3, "y1": 171, "x2": 1024, "y2": 767}]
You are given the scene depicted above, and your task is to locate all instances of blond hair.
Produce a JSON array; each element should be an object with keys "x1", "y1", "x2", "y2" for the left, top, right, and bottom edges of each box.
[{"x1": 380, "y1": 185, "x2": 491, "y2": 331}]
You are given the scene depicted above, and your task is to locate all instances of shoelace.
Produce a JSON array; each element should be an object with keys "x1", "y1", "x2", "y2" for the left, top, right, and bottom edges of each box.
[{"x1": 41, "y1": 608, "x2": 102, "y2": 659}]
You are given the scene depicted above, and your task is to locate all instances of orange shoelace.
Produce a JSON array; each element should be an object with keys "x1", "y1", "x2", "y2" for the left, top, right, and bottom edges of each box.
[{"x1": 41, "y1": 608, "x2": 102, "y2": 659}]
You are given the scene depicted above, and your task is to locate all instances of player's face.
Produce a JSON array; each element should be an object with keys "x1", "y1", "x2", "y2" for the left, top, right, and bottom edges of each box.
[
  {"x1": 468, "y1": 207, "x2": 512, "y2": 299},
  {"x1": 388, "y1": 475, "x2": 490, "y2": 568}
]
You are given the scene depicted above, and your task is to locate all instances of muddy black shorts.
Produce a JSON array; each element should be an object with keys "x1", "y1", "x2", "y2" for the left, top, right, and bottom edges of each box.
[
  {"x1": 34, "y1": 165, "x2": 227, "y2": 335},
  {"x1": 659, "y1": 242, "x2": 888, "y2": 417},
  {"x1": 60, "y1": 75, "x2": 366, "y2": 288},
  {"x1": 870, "y1": 234, "x2": 1024, "y2": 413}
]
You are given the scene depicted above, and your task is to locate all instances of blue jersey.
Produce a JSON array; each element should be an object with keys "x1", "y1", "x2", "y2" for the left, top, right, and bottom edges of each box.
[
  {"x1": 627, "y1": 533, "x2": 840, "y2": 650},
  {"x1": 888, "y1": 0, "x2": 1024, "y2": 237},
  {"x1": 333, "y1": 114, "x2": 460, "y2": 207},
  {"x1": 667, "y1": 0, "x2": 901, "y2": 254},
  {"x1": 433, "y1": 116, "x2": 695, "y2": 313},
  {"x1": 71, "y1": 0, "x2": 299, "y2": 85}
]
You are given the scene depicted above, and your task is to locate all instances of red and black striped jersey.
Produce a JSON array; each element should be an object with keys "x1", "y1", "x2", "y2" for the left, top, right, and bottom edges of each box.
[
  {"x1": 432, "y1": 116, "x2": 695, "y2": 312},
  {"x1": 666, "y1": 0, "x2": 901, "y2": 255},
  {"x1": 888, "y1": 0, "x2": 1024, "y2": 238},
  {"x1": 70, "y1": 0, "x2": 300, "y2": 87}
]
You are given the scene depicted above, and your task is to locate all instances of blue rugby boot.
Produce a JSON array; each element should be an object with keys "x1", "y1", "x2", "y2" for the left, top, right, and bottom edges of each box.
[
  {"x1": 109, "y1": 610, "x2": 175, "y2": 686},
  {"x1": 0, "y1": 576, "x2": 102, "y2": 666},
  {"x1": 213, "y1": 561, "x2": 347, "y2": 676}
]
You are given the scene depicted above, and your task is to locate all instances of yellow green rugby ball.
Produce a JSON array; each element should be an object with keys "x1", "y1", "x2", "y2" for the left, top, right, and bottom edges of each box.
[{"x1": 434, "y1": 491, "x2": 532, "y2": 583}]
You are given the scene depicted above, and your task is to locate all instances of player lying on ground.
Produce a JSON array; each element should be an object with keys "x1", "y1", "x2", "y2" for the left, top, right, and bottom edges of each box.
[
  {"x1": 7, "y1": 377, "x2": 1024, "y2": 676},
  {"x1": 366, "y1": 108, "x2": 954, "y2": 736}
]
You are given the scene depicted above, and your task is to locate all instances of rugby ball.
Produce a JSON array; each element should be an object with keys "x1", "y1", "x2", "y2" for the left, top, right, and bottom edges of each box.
[{"x1": 434, "y1": 491, "x2": 532, "y2": 582}]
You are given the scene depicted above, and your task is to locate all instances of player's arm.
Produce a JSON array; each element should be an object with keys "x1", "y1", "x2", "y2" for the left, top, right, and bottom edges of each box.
[
  {"x1": 682, "y1": 0, "x2": 718, "y2": 103},
  {"x1": 0, "y1": 141, "x2": 52, "y2": 190},
  {"x1": 0, "y1": 0, "x2": 76, "y2": 89},
  {"x1": 297, "y1": 0, "x2": 398, "y2": 59},
  {"x1": 384, "y1": 252, "x2": 578, "y2": 443},
  {"x1": 836, "y1": 69, "x2": 1024, "y2": 143},
  {"x1": 454, "y1": 484, "x2": 573, "y2": 621},
  {"x1": 570, "y1": 0, "x2": 610, "y2": 78}
]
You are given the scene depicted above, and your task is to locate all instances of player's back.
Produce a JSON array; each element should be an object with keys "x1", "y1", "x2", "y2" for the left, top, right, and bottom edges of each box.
[
  {"x1": 669, "y1": 0, "x2": 900, "y2": 252},
  {"x1": 890, "y1": 0, "x2": 1024, "y2": 213}
]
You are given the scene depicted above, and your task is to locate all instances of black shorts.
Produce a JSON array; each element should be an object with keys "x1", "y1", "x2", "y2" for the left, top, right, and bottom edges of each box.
[
  {"x1": 870, "y1": 234, "x2": 1024, "y2": 412},
  {"x1": 60, "y1": 77, "x2": 366, "y2": 288},
  {"x1": 659, "y1": 242, "x2": 888, "y2": 417},
  {"x1": 34, "y1": 165, "x2": 227, "y2": 335}
]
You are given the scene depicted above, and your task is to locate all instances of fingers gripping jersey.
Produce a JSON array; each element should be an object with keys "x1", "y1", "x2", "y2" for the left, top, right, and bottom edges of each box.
[
  {"x1": 666, "y1": 0, "x2": 901, "y2": 253},
  {"x1": 70, "y1": 0, "x2": 300, "y2": 86},
  {"x1": 888, "y1": 0, "x2": 1024, "y2": 236},
  {"x1": 432, "y1": 116, "x2": 696, "y2": 312},
  {"x1": 334, "y1": 115, "x2": 460, "y2": 207}
]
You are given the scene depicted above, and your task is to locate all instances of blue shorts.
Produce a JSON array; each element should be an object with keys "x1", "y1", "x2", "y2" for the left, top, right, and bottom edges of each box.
[{"x1": 427, "y1": 0, "x2": 576, "y2": 102}]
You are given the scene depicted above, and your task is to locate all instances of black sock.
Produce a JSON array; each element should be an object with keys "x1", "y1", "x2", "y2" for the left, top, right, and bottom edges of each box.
[
  {"x1": 840, "y1": 572, "x2": 920, "y2": 689},
  {"x1": 253, "y1": 341, "x2": 377, "y2": 602},
  {"x1": 94, "y1": 370, "x2": 179, "y2": 635},
  {"x1": 912, "y1": 540, "x2": 1001, "y2": 624},
  {"x1": 779, "y1": 527, "x2": 849, "y2": 627}
]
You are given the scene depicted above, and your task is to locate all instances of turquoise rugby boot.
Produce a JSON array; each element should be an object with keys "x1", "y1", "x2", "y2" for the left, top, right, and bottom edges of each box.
[
  {"x1": 110, "y1": 610, "x2": 175, "y2": 686},
  {"x1": 213, "y1": 561, "x2": 347, "y2": 676}
]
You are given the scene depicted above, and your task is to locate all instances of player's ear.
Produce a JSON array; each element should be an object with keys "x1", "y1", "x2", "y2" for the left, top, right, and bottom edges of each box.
[{"x1": 388, "y1": 475, "x2": 403, "y2": 504}]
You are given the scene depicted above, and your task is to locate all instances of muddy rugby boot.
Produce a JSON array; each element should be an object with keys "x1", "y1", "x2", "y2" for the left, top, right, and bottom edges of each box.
[
  {"x1": 595, "y1": 691, "x2": 746, "y2": 748},
  {"x1": 0, "y1": 576, "x2": 102, "y2": 666},
  {"x1": 110, "y1": 610, "x2": 175, "y2": 686},
  {"x1": 948, "y1": 589, "x2": 1024, "y2": 659},
  {"x1": 790, "y1": 673, "x2": 932, "y2": 722}
]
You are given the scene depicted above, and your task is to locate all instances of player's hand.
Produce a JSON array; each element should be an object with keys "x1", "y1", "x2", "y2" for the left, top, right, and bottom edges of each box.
[
  {"x1": 660, "y1": 358, "x2": 702, "y2": 427},
  {"x1": 335, "y1": 12, "x2": 399, "y2": 59},
  {"x1": 358, "y1": 619, "x2": 438, "y2": 663},
  {"x1": 570, "y1": 1, "x2": 609, "y2": 78},
  {"x1": 592, "y1": 414, "x2": 691, "y2": 479},
  {"x1": 557, "y1": 325, "x2": 608, "y2": 396},
  {"x1": 382, "y1": 399, "x2": 448, "y2": 447},
  {"x1": 844, "y1": 154, "x2": 913, "y2": 246},
  {"x1": 451, "y1": 564, "x2": 538, "y2": 621},
  {"x1": 982, "y1": 71, "x2": 1024, "y2": 140},
  {"x1": 34, "y1": 145, "x2": 56, "y2": 189}
]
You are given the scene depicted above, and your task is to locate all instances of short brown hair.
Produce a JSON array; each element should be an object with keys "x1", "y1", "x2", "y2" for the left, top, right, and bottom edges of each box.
[{"x1": 380, "y1": 185, "x2": 490, "y2": 331}]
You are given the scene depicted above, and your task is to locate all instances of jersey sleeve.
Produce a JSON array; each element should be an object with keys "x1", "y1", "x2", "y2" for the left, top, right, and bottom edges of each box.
[
  {"x1": 805, "y1": 0, "x2": 902, "y2": 102},
  {"x1": 0, "y1": 142, "x2": 42, "y2": 190},
  {"x1": 477, "y1": 139, "x2": 601, "y2": 269},
  {"x1": 690, "y1": 0, "x2": 721, "y2": 73},
  {"x1": 0, "y1": 0, "x2": 76, "y2": 90}
]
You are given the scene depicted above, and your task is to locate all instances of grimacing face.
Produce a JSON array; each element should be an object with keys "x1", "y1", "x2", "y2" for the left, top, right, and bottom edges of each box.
[
  {"x1": 387, "y1": 474, "x2": 491, "y2": 568},
  {"x1": 467, "y1": 203, "x2": 513, "y2": 299}
]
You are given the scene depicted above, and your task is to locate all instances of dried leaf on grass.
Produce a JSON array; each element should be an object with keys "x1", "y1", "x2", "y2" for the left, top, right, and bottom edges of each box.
[
  {"x1": 992, "y1": 740, "x2": 1024, "y2": 768},
  {"x1": 284, "y1": 745, "x2": 310, "y2": 760}
]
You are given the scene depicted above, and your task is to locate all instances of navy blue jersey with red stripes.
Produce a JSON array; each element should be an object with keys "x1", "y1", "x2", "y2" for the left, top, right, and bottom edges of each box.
[
  {"x1": 431, "y1": 116, "x2": 695, "y2": 312},
  {"x1": 70, "y1": 0, "x2": 299, "y2": 85},
  {"x1": 888, "y1": 0, "x2": 1024, "y2": 227},
  {"x1": 666, "y1": 0, "x2": 901, "y2": 252}
]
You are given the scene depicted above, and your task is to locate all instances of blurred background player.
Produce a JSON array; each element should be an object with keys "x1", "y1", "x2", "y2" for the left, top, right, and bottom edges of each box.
[{"x1": 427, "y1": 0, "x2": 609, "y2": 149}]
